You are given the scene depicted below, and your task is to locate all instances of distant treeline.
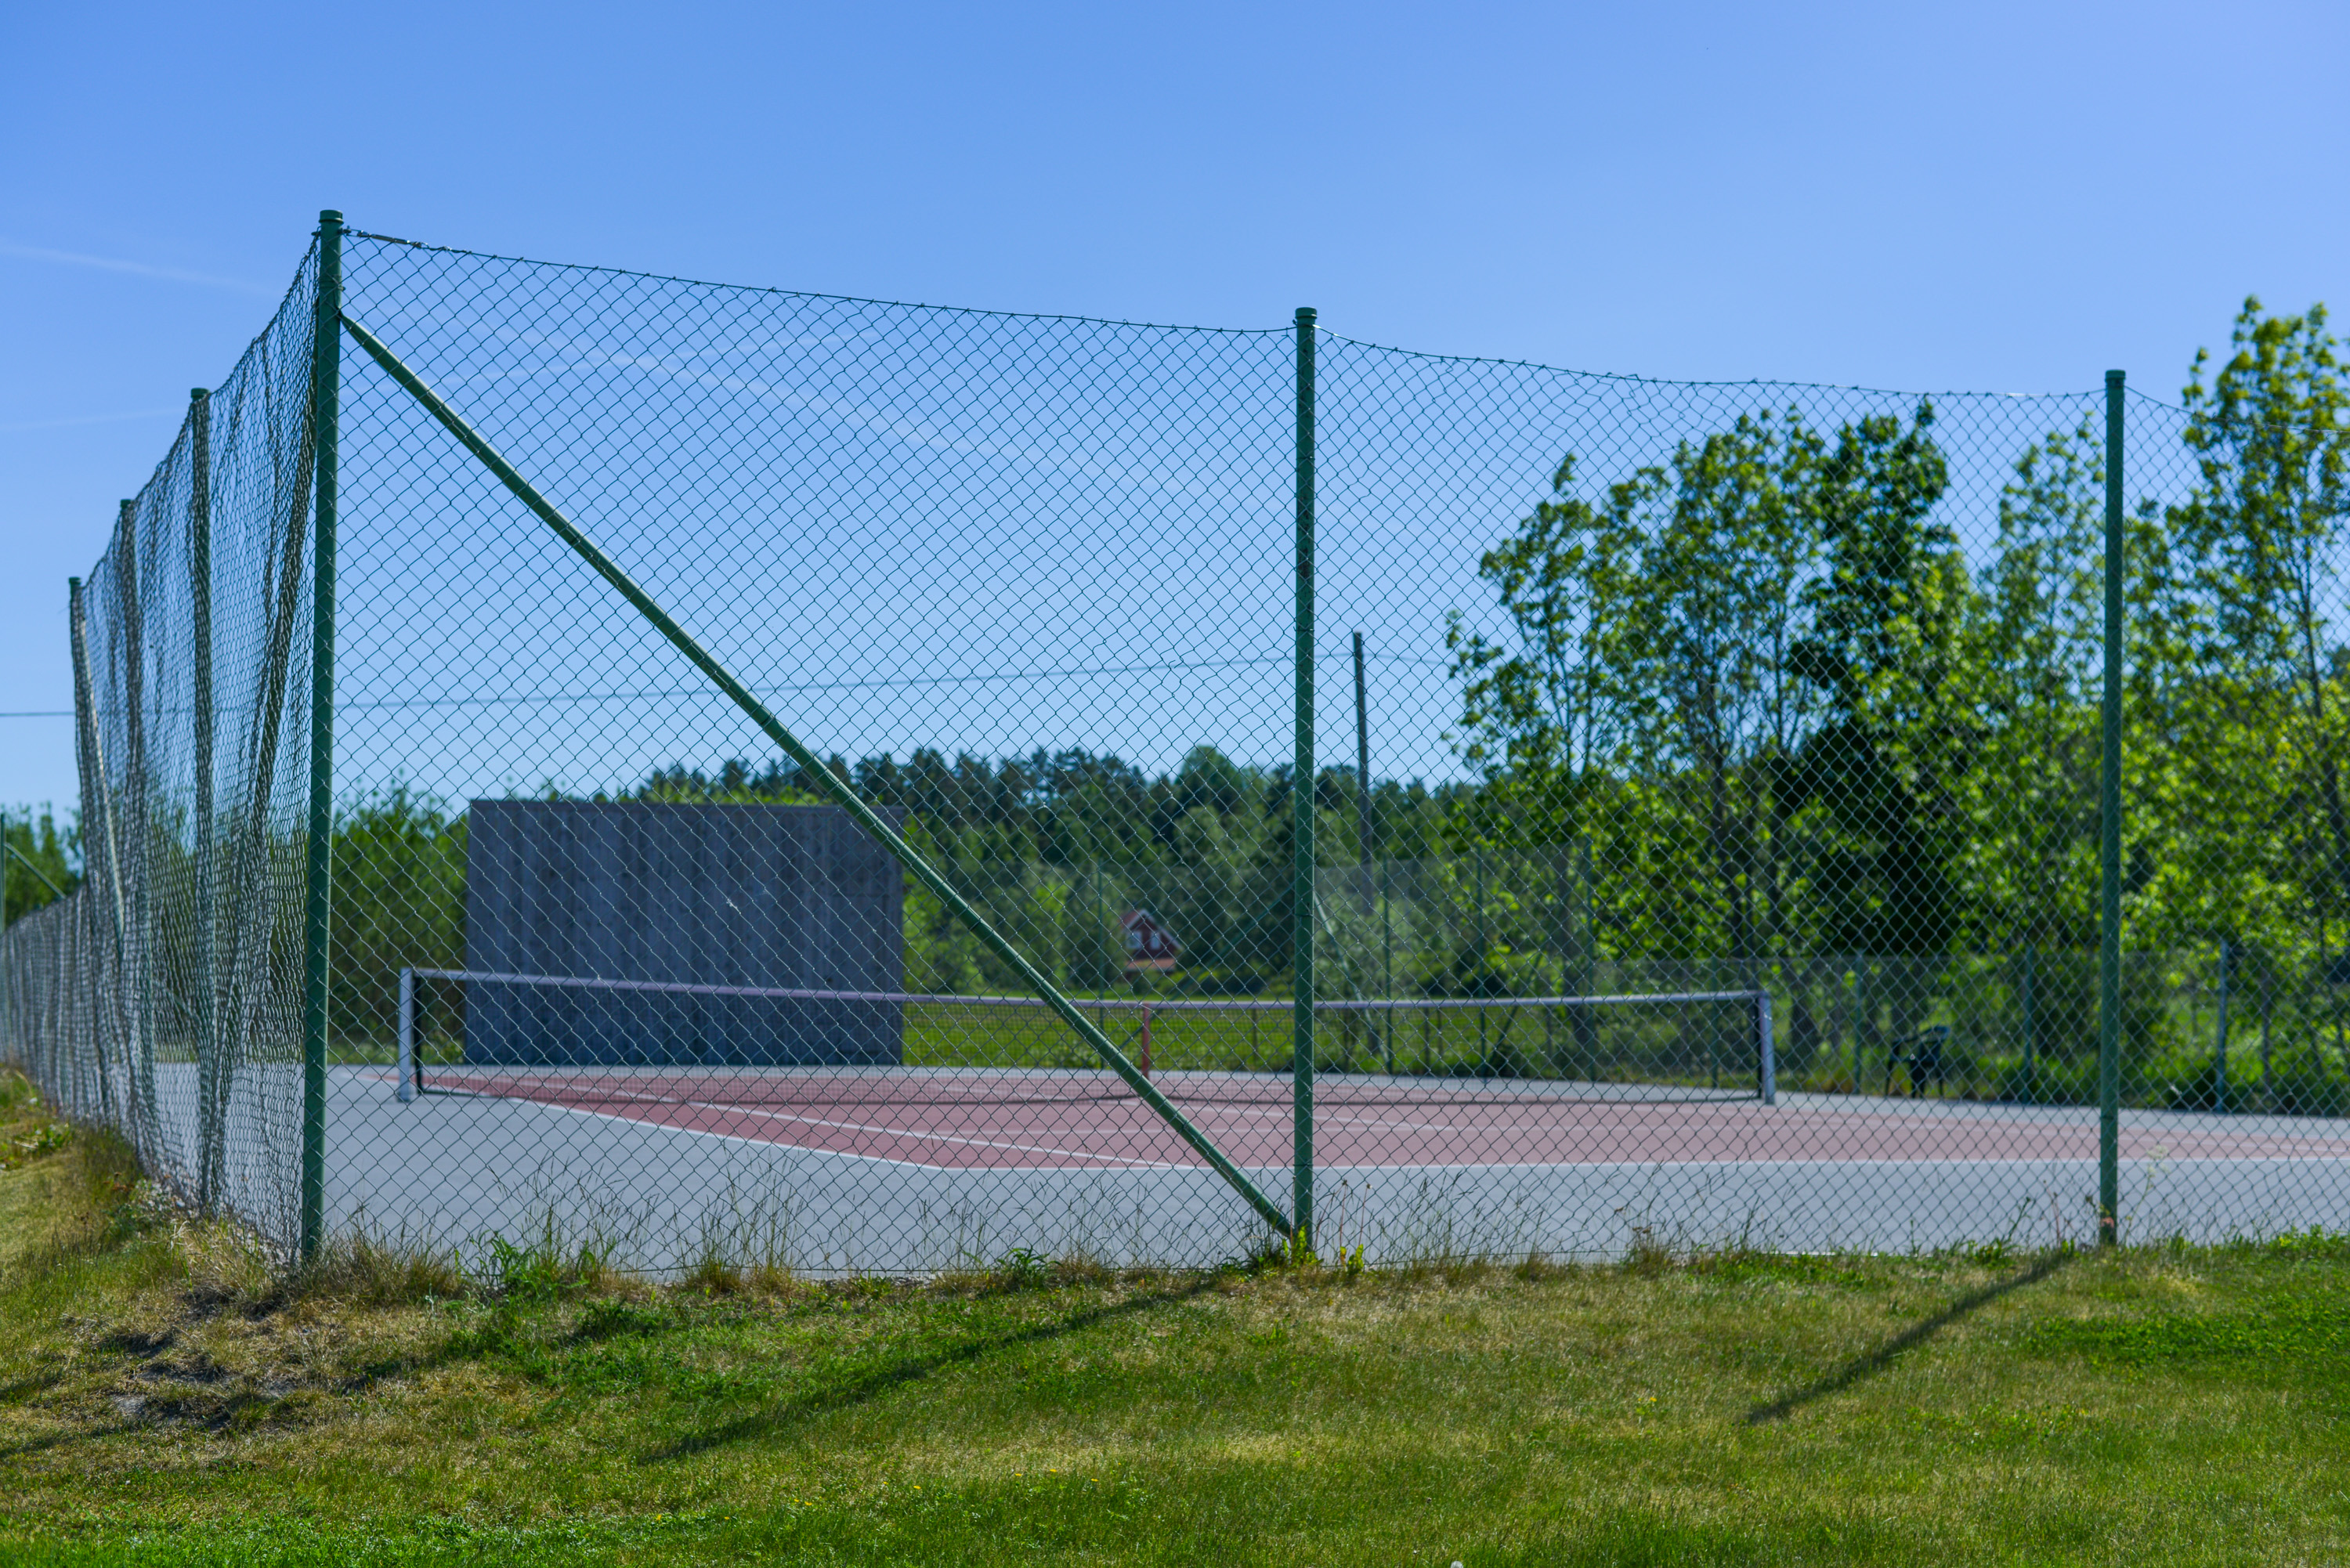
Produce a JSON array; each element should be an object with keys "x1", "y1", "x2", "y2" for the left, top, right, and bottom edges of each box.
[
  {"x1": 328, "y1": 742, "x2": 1457, "y2": 1031},
  {"x1": 642, "y1": 742, "x2": 1450, "y2": 870}
]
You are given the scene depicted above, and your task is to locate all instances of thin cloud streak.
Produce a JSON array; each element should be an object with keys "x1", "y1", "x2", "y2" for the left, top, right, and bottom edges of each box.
[
  {"x1": 0, "y1": 239, "x2": 275, "y2": 295},
  {"x1": 0, "y1": 408, "x2": 179, "y2": 434}
]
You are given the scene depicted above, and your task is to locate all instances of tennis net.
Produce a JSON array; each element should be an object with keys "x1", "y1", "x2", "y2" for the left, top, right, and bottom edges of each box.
[{"x1": 391, "y1": 968, "x2": 1775, "y2": 1106}]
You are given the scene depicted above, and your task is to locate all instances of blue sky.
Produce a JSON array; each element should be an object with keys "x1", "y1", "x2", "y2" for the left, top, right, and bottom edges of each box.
[{"x1": 3, "y1": 0, "x2": 2345, "y2": 816}]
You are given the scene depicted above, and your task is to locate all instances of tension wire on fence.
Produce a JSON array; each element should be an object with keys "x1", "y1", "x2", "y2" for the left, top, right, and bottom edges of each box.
[{"x1": 9, "y1": 212, "x2": 2348, "y2": 1274}]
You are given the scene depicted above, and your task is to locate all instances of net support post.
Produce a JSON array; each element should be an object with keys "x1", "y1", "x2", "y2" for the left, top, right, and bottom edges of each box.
[
  {"x1": 1353, "y1": 630, "x2": 1372, "y2": 909},
  {"x1": 1, "y1": 810, "x2": 9, "y2": 1038},
  {"x1": 2213, "y1": 938, "x2": 2231, "y2": 1115},
  {"x1": 116, "y1": 497, "x2": 156, "y2": 1162},
  {"x1": 1291, "y1": 305, "x2": 1318, "y2": 1253},
  {"x1": 334, "y1": 307, "x2": 1293, "y2": 1240},
  {"x1": 1756, "y1": 991, "x2": 1775, "y2": 1106},
  {"x1": 299, "y1": 209, "x2": 344, "y2": 1264},
  {"x1": 68, "y1": 576, "x2": 120, "y2": 1121},
  {"x1": 396, "y1": 966, "x2": 416, "y2": 1104},
  {"x1": 2098, "y1": 367, "x2": 2124, "y2": 1246},
  {"x1": 190, "y1": 386, "x2": 221, "y2": 1212}
]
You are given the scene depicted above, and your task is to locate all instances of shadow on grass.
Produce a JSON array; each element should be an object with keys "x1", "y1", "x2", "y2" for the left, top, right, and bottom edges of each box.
[
  {"x1": 643, "y1": 1277, "x2": 1220, "y2": 1462},
  {"x1": 1745, "y1": 1249, "x2": 2070, "y2": 1425},
  {"x1": 0, "y1": 1368, "x2": 71, "y2": 1404},
  {"x1": 0, "y1": 1422, "x2": 138, "y2": 1461}
]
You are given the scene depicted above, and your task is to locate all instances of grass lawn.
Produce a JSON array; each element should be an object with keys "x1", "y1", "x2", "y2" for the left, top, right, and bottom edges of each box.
[{"x1": 0, "y1": 1072, "x2": 2344, "y2": 1566}]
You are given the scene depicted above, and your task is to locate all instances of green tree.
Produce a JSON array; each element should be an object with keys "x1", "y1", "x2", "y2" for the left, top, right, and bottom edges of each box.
[
  {"x1": 2163, "y1": 298, "x2": 2350, "y2": 954},
  {"x1": 2, "y1": 805, "x2": 80, "y2": 925},
  {"x1": 1449, "y1": 404, "x2": 1957, "y2": 970},
  {"x1": 1445, "y1": 452, "x2": 1641, "y2": 832},
  {"x1": 1616, "y1": 411, "x2": 1834, "y2": 966},
  {"x1": 1784, "y1": 403, "x2": 1961, "y2": 961},
  {"x1": 1964, "y1": 417, "x2": 2103, "y2": 952},
  {"x1": 328, "y1": 788, "x2": 466, "y2": 1046}
]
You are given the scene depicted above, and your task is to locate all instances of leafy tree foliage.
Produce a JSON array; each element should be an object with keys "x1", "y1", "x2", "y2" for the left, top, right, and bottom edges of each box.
[
  {"x1": 1447, "y1": 402, "x2": 1959, "y2": 966},
  {"x1": 2, "y1": 805, "x2": 79, "y2": 925},
  {"x1": 1442, "y1": 298, "x2": 2350, "y2": 1100}
]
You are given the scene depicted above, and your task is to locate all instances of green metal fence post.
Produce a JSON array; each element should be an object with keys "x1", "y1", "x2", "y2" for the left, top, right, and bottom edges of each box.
[
  {"x1": 299, "y1": 211, "x2": 343, "y2": 1263},
  {"x1": 68, "y1": 576, "x2": 118, "y2": 1122},
  {"x1": 2099, "y1": 367, "x2": 2124, "y2": 1246},
  {"x1": 190, "y1": 386, "x2": 221, "y2": 1213},
  {"x1": 118, "y1": 497, "x2": 156, "y2": 1159},
  {"x1": 1577, "y1": 837, "x2": 1596, "y2": 1078},
  {"x1": 1292, "y1": 305, "x2": 1318, "y2": 1253},
  {"x1": 2019, "y1": 944, "x2": 2037, "y2": 1107},
  {"x1": 1475, "y1": 847, "x2": 1491, "y2": 1077},
  {"x1": 1354, "y1": 630, "x2": 1372, "y2": 908},
  {"x1": 2214, "y1": 937, "x2": 2232, "y2": 1116},
  {"x1": 1354, "y1": 632, "x2": 1376, "y2": 1068},
  {"x1": 1, "y1": 809, "x2": 9, "y2": 1053}
]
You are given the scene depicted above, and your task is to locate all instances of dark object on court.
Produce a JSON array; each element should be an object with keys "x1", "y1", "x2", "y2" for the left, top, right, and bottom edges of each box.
[
  {"x1": 464, "y1": 800, "x2": 905, "y2": 1066},
  {"x1": 1892, "y1": 1024, "x2": 1951, "y2": 1098}
]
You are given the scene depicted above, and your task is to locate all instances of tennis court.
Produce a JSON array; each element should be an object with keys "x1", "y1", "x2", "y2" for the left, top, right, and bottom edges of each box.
[{"x1": 326, "y1": 1058, "x2": 2350, "y2": 1274}]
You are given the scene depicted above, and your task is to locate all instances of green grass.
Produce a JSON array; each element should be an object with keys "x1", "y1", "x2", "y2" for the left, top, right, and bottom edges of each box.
[{"x1": 1, "y1": 1075, "x2": 2346, "y2": 1564}]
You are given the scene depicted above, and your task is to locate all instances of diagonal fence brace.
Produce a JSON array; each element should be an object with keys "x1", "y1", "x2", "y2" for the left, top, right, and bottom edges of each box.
[
  {"x1": 339, "y1": 309, "x2": 1295, "y2": 1239},
  {"x1": 5, "y1": 840, "x2": 70, "y2": 902}
]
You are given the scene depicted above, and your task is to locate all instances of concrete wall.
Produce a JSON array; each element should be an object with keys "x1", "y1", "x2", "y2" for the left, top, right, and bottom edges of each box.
[{"x1": 464, "y1": 800, "x2": 902, "y2": 1064}]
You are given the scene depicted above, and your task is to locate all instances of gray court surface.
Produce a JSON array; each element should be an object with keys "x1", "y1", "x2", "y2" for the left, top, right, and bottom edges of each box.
[{"x1": 317, "y1": 1067, "x2": 2350, "y2": 1274}]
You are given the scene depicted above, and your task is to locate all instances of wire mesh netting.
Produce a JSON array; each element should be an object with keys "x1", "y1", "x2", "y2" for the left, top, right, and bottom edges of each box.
[
  {"x1": 5, "y1": 216, "x2": 2347, "y2": 1272},
  {"x1": 2, "y1": 251, "x2": 321, "y2": 1251}
]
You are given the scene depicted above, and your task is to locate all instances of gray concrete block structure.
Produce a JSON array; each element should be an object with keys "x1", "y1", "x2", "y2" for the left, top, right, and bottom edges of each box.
[{"x1": 464, "y1": 800, "x2": 904, "y2": 1065}]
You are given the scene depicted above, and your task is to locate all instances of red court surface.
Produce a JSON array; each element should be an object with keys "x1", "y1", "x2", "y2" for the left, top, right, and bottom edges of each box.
[{"x1": 396, "y1": 1067, "x2": 2350, "y2": 1171}]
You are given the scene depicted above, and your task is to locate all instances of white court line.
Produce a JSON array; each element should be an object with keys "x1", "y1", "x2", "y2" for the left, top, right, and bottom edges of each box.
[
  {"x1": 416, "y1": 1089, "x2": 1224, "y2": 1176},
  {"x1": 672, "y1": 1100, "x2": 1195, "y2": 1170},
  {"x1": 441, "y1": 1075, "x2": 1198, "y2": 1171},
  {"x1": 375, "y1": 1069, "x2": 2349, "y2": 1170},
  {"x1": 1173, "y1": 1097, "x2": 2345, "y2": 1161}
]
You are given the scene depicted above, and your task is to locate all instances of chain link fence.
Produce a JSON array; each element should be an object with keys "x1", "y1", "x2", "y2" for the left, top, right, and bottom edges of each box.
[
  {"x1": 5, "y1": 255, "x2": 320, "y2": 1248},
  {"x1": 5, "y1": 212, "x2": 2346, "y2": 1273}
]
